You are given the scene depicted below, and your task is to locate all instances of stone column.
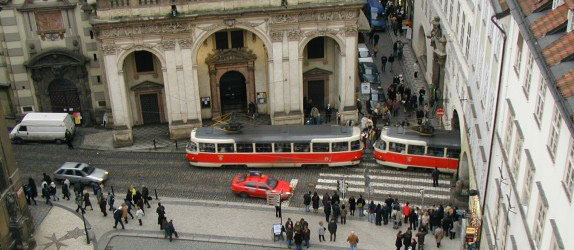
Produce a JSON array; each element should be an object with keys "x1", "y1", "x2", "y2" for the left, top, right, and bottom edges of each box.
[
  {"x1": 270, "y1": 30, "x2": 286, "y2": 124},
  {"x1": 247, "y1": 63, "x2": 256, "y2": 103},
  {"x1": 180, "y1": 38, "x2": 202, "y2": 131},
  {"x1": 287, "y1": 29, "x2": 304, "y2": 123},
  {"x1": 101, "y1": 43, "x2": 133, "y2": 147},
  {"x1": 162, "y1": 39, "x2": 179, "y2": 122},
  {"x1": 339, "y1": 29, "x2": 359, "y2": 122},
  {"x1": 208, "y1": 66, "x2": 221, "y2": 118}
]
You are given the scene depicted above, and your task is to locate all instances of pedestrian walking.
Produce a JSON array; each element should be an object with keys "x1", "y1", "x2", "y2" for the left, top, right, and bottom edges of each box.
[
  {"x1": 381, "y1": 55, "x2": 388, "y2": 72},
  {"x1": 403, "y1": 227, "x2": 413, "y2": 250},
  {"x1": 124, "y1": 199, "x2": 135, "y2": 221},
  {"x1": 303, "y1": 225, "x2": 311, "y2": 249},
  {"x1": 347, "y1": 231, "x2": 359, "y2": 250},
  {"x1": 113, "y1": 208, "x2": 125, "y2": 229},
  {"x1": 165, "y1": 220, "x2": 179, "y2": 242},
  {"x1": 340, "y1": 204, "x2": 347, "y2": 224},
  {"x1": 318, "y1": 221, "x2": 326, "y2": 242},
  {"x1": 368, "y1": 201, "x2": 376, "y2": 223},
  {"x1": 303, "y1": 191, "x2": 311, "y2": 212},
  {"x1": 136, "y1": 207, "x2": 145, "y2": 226},
  {"x1": 356, "y1": 99, "x2": 363, "y2": 116},
  {"x1": 83, "y1": 192, "x2": 93, "y2": 210},
  {"x1": 286, "y1": 222, "x2": 294, "y2": 248},
  {"x1": 411, "y1": 238, "x2": 418, "y2": 250},
  {"x1": 325, "y1": 104, "x2": 333, "y2": 123},
  {"x1": 416, "y1": 227, "x2": 427, "y2": 250},
  {"x1": 348, "y1": 196, "x2": 356, "y2": 216},
  {"x1": 157, "y1": 203, "x2": 166, "y2": 230},
  {"x1": 24, "y1": 184, "x2": 37, "y2": 205},
  {"x1": 434, "y1": 227, "x2": 444, "y2": 248},
  {"x1": 65, "y1": 131, "x2": 74, "y2": 149},
  {"x1": 328, "y1": 219, "x2": 337, "y2": 242},
  {"x1": 324, "y1": 200, "x2": 331, "y2": 222},
  {"x1": 75, "y1": 192, "x2": 84, "y2": 213},
  {"x1": 357, "y1": 195, "x2": 365, "y2": 217},
  {"x1": 294, "y1": 231, "x2": 303, "y2": 250},
  {"x1": 312, "y1": 192, "x2": 320, "y2": 213},
  {"x1": 432, "y1": 168, "x2": 440, "y2": 187},
  {"x1": 121, "y1": 202, "x2": 129, "y2": 224},
  {"x1": 395, "y1": 231, "x2": 403, "y2": 250},
  {"x1": 107, "y1": 192, "x2": 115, "y2": 211},
  {"x1": 332, "y1": 202, "x2": 341, "y2": 223},
  {"x1": 410, "y1": 207, "x2": 419, "y2": 230},
  {"x1": 62, "y1": 179, "x2": 71, "y2": 200},
  {"x1": 142, "y1": 185, "x2": 151, "y2": 208},
  {"x1": 136, "y1": 196, "x2": 145, "y2": 214},
  {"x1": 403, "y1": 203, "x2": 412, "y2": 224},
  {"x1": 275, "y1": 203, "x2": 282, "y2": 218},
  {"x1": 375, "y1": 204, "x2": 382, "y2": 225},
  {"x1": 388, "y1": 54, "x2": 395, "y2": 72},
  {"x1": 42, "y1": 185, "x2": 52, "y2": 206},
  {"x1": 99, "y1": 196, "x2": 108, "y2": 217},
  {"x1": 49, "y1": 182, "x2": 59, "y2": 201}
]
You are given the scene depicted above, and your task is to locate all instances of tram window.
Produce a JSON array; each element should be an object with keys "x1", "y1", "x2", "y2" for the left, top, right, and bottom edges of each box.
[
  {"x1": 351, "y1": 140, "x2": 361, "y2": 150},
  {"x1": 332, "y1": 142, "x2": 349, "y2": 152},
  {"x1": 294, "y1": 143, "x2": 311, "y2": 152},
  {"x1": 199, "y1": 143, "x2": 216, "y2": 153},
  {"x1": 389, "y1": 142, "x2": 406, "y2": 153},
  {"x1": 255, "y1": 143, "x2": 273, "y2": 152},
  {"x1": 407, "y1": 145, "x2": 425, "y2": 155},
  {"x1": 378, "y1": 140, "x2": 387, "y2": 150},
  {"x1": 236, "y1": 143, "x2": 254, "y2": 153},
  {"x1": 186, "y1": 142, "x2": 197, "y2": 152},
  {"x1": 217, "y1": 143, "x2": 234, "y2": 153},
  {"x1": 446, "y1": 148, "x2": 461, "y2": 158},
  {"x1": 274, "y1": 143, "x2": 292, "y2": 153},
  {"x1": 312, "y1": 143, "x2": 330, "y2": 152},
  {"x1": 427, "y1": 146, "x2": 445, "y2": 157}
]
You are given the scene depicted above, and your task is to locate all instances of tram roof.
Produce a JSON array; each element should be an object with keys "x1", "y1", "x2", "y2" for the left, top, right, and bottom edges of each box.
[
  {"x1": 194, "y1": 125, "x2": 357, "y2": 143},
  {"x1": 384, "y1": 126, "x2": 461, "y2": 148}
]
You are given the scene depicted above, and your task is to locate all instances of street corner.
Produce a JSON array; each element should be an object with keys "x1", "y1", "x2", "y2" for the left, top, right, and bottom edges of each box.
[{"x1": 34, "y1": 205, "x2": 94, "y2": 250}]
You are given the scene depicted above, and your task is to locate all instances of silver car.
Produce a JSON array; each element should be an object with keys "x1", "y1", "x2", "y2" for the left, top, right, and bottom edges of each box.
[{"x1": 53, "y1": 162, "x2": 109, "y2": 184}]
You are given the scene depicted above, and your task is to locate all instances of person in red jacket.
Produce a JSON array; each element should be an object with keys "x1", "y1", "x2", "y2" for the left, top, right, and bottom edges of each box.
[{"x1": 402, "y1": 202, "x2": 412, "y2": 224}]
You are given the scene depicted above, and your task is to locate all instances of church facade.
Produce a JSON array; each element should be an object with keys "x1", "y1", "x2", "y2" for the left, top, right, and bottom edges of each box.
[{"x1": 90, "y1": 0, "x2": 364, "y2": 146}]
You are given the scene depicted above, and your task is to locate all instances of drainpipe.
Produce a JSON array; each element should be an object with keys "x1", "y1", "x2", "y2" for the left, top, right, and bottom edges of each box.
[{"x1": 478, "y1": 11, "x2": 508, "y2": 248}]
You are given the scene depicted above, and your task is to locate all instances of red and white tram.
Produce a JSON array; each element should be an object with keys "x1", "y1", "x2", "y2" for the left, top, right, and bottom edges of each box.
[
  {"x1": 373, "y1": 126, "x2": 461, "y2": 173},
  {"x1": 186, "y1": 125, "x2": 363, "y2": 167}
]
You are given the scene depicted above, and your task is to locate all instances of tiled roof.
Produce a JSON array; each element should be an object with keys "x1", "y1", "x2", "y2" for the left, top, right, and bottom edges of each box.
[
  {"x1": 531, "y1": 4, "x2": 569, "y2": 39},
  {"x1": 516, "y1": 0, "x2": 551, "y2": 14},
  {"x1": 543, "y1": 31, "x2": 574, "y2": 66},
  {"x1": 557, "y1": 71, "x2": 574, "y2": 98}
]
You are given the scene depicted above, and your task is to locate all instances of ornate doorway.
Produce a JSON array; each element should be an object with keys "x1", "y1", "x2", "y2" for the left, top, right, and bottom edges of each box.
[
  {"x1": 219, "y1": 71, "x2": 247, "y2": 113},
  {"x1": 139, "y1": 93, "x2": 161, "y2": 124},
  {"x1": 48, "y1": 78, "x2": 81, "y2": 114},
  {"x1": 131, "y1": 81, "x2": 166, "y2": 125}
]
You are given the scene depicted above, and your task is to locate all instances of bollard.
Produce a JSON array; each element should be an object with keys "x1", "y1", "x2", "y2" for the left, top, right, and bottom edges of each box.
[
  {"x1": 153, "y1": 139, "x2": 157, "y2": 150},
  {"x1": 154, "y1": 188, "x2": 159, "y2": 200},
  {"x1": 175, "y1": 140, "x2": 178, "y2": 149},
  {"x1": 111, "y1": 186, "x2": 115, "y2": 196}
]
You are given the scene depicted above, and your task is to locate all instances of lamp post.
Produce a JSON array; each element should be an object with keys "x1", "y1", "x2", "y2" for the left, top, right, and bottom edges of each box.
[{"x1": 80, "y1": 209, "x2": 90, "y2": 244}]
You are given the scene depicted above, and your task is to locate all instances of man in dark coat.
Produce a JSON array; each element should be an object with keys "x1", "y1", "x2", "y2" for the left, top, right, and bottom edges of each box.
[
  {"x1": 381, "y1": 55, "x2": 388, "y2": 72},
  {"x1": 157, "y1": 203, "x2": 166, "y2": 230},
  {"x1": 42, "y1": 173, "x2": 52, "y2": 185},
  {"x1": 65, "y1": 131, "x2": 74, "y2": 149},
  {"x1": 324, "y1": 201, "x2": 332, "y2": 222},
  {"x1": 303, "y1": 191, "x2": 311, "y2": 212},
  {"x1": 331, "y1": 192, "x2": 340, "y2": 205},
  {"x1": 311, "y1": 192, "x2": 320, "y2": 213},
  {"x1": 382, "y1": 203, "x2": 390, "y2": 225},
  {"x1": 432, "y1": 168, "x2": 440, "y2": 187},
  {"x1": 403, "y1": 227, "x2": 413, "y2": 250},
  {"x1": 328, "y1": 219, "x2": 337, "y2": 242},
  {"x1": 348, "y1": 196, "x2": 356, "y2": 216},
  {"x1": 142, "y1": 185, "x2": 151, "y2": 208},
  {"x1": 99, "y1": 197, "x2": 108, "y2": 217},
  {"x1": 62, "y1": 181, "x2": 70, "y2": 200},
  {"x1": 24, "y1": 184, "x2": 37, "y2": 205},
  {"x1": 332, "y1": 202, "x2": 341, "y2": 223},
  {"x1": 113, "y1": 208, "x2": 125, "y2": 229},
  {"x1": 356, "y1": 99, "x2": 363, "y2": 116},
  {"x1": 165, "y1": 220, "x2": 179, "y2": 242}
]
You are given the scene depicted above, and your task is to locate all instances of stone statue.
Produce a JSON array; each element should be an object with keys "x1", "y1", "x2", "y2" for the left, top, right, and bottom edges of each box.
[
  {"x1": 428, "y1": 17, "x2": 443, "y2": 49},
  {"x1": 6, "y1": 192, "x2": 19, "y2": 222}
]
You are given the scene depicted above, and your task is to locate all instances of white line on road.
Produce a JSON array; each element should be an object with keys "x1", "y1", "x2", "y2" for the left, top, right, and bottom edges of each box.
[
  {"x1": 319, "y1": 173, "x2": 450, "y2": 185},
  {"x1": 314, "y1": 184, "x2": 450, "y2": 200},
  {"x1": 316, "y1": 178, "x2": 451, "y2": 192},
  {"x1": 284, "y1": 179, "x2": 299, "y2": 207}
]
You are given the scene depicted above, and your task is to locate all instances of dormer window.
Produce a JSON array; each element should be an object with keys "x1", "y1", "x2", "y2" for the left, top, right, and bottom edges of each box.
[
  {"x1": 553, "y1": 0, "x2": 564, "y2": 9},
  {"x1": 568, "y1": 9, "x2": 574, "y2": 33}
]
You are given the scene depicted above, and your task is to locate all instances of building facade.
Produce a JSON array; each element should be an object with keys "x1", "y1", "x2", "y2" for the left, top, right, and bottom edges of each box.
[
  {"x1": 0, "y1": 0, "x2": 110, "y2": 127},
  {"x1": 413, "y1": 0, "x2": 574, "y2": 249},
  {"x1": 89, "y1": 0, "x2": 363, "y2": 147}
]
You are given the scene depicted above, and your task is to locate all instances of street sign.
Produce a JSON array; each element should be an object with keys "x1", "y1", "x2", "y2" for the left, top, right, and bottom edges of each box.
[
  {"x1": 436, "y1": 108, "x2": 445, "y2": 117},
  {"x1": 266, "y1": 192, "x2": 281, "y2": 206}
]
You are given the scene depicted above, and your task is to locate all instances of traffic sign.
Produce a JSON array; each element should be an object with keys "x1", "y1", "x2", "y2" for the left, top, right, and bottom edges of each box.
[
  {"x1": 266, "y1": 192, "x2": 281, "y2": 206},
  {"x1": 436, "y1": 108, "x2": 445, "y2": 117}
]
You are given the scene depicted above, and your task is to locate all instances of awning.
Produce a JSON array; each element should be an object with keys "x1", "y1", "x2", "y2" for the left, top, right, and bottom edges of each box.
[{"x1": 358, "y1": 11, "x2": 371, "y2": 32}]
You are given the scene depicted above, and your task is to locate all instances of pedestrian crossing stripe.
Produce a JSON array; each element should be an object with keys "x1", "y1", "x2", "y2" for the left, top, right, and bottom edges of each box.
[
  {"x1": 348, "y1": 167, "x2": 452, "y2": 180},
  {"x1": 314, "y1": 184, "x2": 450, "y2": 200},
  {"x1": 316, "y1": 178, "x2": 451, "y2": 192},
  {"x1": 319, "y1": 173, "x2": 450, "y2": 186}
]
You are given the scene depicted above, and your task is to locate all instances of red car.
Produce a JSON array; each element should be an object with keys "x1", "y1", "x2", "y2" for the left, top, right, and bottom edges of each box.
[{"x1": 231, "y1": 171, "x2": 293, "y2": 200}]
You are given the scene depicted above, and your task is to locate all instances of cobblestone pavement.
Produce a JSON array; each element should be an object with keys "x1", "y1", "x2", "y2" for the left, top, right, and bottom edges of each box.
[{"x1": 106, "y1": 236, "x2": 280, "y2": 250}]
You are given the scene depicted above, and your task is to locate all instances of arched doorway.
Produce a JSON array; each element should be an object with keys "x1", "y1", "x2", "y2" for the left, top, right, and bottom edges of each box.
[
  {"x1": 48, "y1": 78, "x2": 81, "y2": 114},
  {"x1": 452, "y1": 109, "x2": 460, "y2": 130},
  {"x1": 219, "y1": 71, "x2": 247, "y2": 113}
]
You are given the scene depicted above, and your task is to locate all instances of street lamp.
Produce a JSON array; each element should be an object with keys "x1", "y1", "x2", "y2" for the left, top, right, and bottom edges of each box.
[{"x1": 80, "y1": 209, "x2": 90, "y2": 244}]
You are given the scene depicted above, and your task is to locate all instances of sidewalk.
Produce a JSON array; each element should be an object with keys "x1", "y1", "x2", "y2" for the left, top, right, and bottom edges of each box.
[{"x1": 31, "y1": 195, "x2": 464, "y2": 250}]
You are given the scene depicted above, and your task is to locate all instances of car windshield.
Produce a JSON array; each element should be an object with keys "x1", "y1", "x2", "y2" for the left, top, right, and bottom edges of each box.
[
  {"x1": 267, "y1": 178, "x2": 278, "y2": 189},
  {"x1": 82, "y1": 166, "x2": 95, "y2": 175}
]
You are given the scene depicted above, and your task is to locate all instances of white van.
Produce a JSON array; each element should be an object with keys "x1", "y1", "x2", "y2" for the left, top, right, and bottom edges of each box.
[{"x1": 10, "y1": 113, "x2": 76, "y2": 144}]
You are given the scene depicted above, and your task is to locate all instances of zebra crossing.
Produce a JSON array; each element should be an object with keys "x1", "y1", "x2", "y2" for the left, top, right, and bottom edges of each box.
[{"x1": 313, "y1": 167, "x2": 454, "y2": 207}]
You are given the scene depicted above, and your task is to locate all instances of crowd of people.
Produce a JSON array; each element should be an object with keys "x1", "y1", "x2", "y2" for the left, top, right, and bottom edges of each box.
[
  {"x1": 301, "y1": 190, "x2": 461, "y2": 250},
  {"x1": 22, "y1": 174, "x2": 180, "y2": 242}
]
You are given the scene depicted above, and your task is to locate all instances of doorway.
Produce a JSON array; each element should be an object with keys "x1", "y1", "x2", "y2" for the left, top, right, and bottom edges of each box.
[
  {"x1": 48, "y1": 79, "x2": 81, "y2": 114},
  {"x1": 219, "y1": 71, "x2": 247, "y2": 113},
  {"x1": 307, "y1": 80, "x2": 325, "y2": 110},
  {"x1": 139, "y1": 93, "x2": 161, "y2": 124}
]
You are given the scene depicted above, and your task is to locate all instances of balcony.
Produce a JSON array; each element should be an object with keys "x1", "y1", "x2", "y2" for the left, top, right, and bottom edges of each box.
[{"x1": 94, "y1": 0, "x2": 360, "y2": 20}]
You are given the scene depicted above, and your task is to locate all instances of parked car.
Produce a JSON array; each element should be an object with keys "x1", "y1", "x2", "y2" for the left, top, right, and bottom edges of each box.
[
  {"x1": 10, "y1": 113, "x2": 75, "y2": 144},
  {"x1": 231, "y1": 171, "x2": 293, "y2": 200},
  {"x1": 359, "y1": 62, "x2": 381, "y2": 84},
  {"x1": 358, "y1": 43, "x2": 374, "y2": 63},
  {"x1": 53, "y1": 162, "x2": 109, "y2": 184}
]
